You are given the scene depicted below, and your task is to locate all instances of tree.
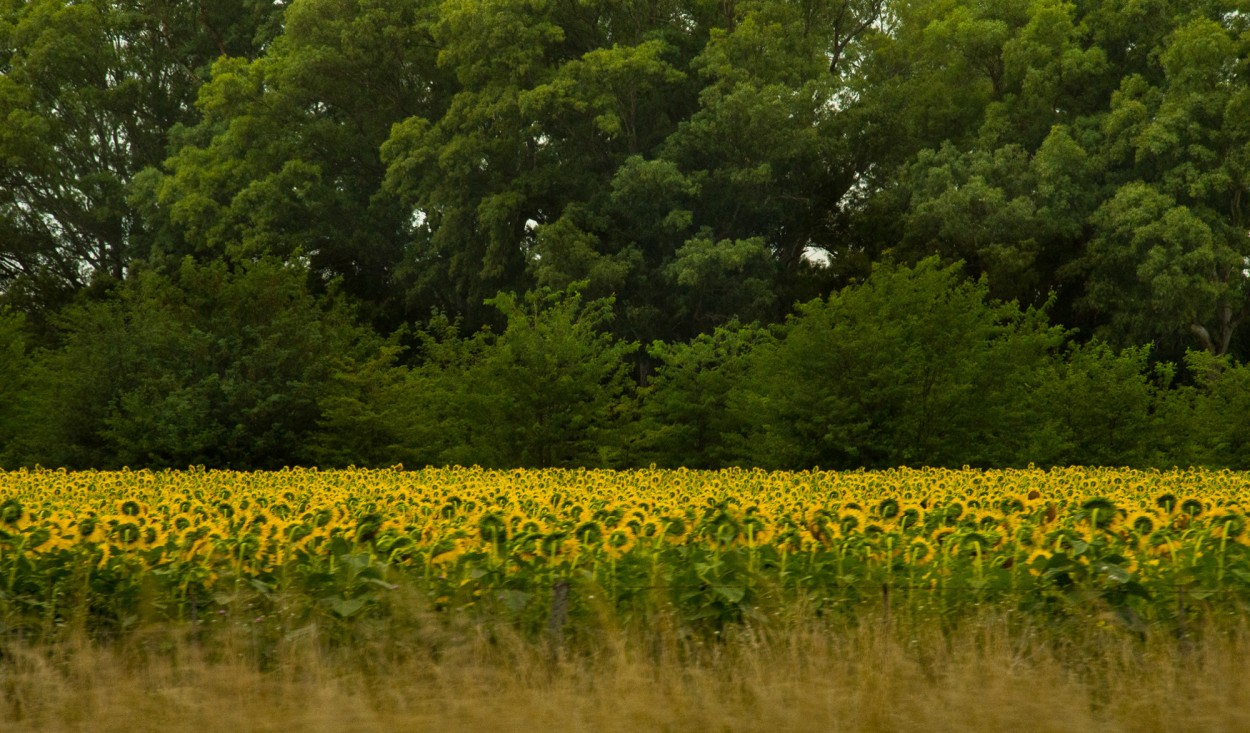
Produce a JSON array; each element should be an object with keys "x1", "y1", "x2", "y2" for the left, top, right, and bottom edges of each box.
[
  {"x1": 637, "y1": 320, "x2": 773, "y2": 467},
  {"x1": 10, "y1": 257, "x2": 378, "y2": 469},
  {"x1": 381, "y1": 0, "x2": 703, "y2": 336},
  {"x1": 0, "y1": 0, "x2": 282, "y2": 313},
  {"x1": 1034, "y1": 341, "x2": 1170, "y2": 467},
  {"x1": 0, "y1": 308, "x2": 28, "y2": 466},
  {"x1": 315, "y1": 286, "x2": 638, "y2": 468},
  {"x1": 846, "y1": 0, "x2": 1250, "y2": 359},
  {"x1": 843, "y1": 0, "x2": 1114, "y2": 324},
  {"x1": 1170, "y1": 350, "x2": 1250, "y2": 468},
  {"x1": 468, "y1": 287, "x2": 638, "y2": 466},
  {"x1": 1082, "y1": 15, "x2": 1250, "y2": 356},
  {"x1": 380, "y1": 0, "x2": 884, "y2": 341},
  {"x1": 740, "y1": 257, "x2": 1062, "y2": 469},
  {"x1": 136, "y1": 0, "x2": 449, "y2": 330},
  {"x1": 889, "y1": 132, "x2": 1096, "y2": 309}
]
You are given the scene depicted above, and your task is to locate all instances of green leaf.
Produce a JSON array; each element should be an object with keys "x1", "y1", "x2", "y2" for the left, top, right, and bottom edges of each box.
[
  {"x1": 329, "y1": 597, "x2": 367, "y2": 618},
  {"x1": 1096, "y1": 561, "x2": 1131, "y2": 584},
  {"x1": 496, "y1": 589, "x2": 532, "y2": 613}
]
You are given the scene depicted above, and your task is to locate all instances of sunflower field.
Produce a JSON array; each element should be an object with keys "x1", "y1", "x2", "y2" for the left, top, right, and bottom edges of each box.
[{"x1": 1, "y1": 467, "x2": 1248, "y2": 638}]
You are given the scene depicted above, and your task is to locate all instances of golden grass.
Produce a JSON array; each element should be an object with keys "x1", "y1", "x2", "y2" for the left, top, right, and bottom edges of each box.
[{"x1": 4, "y1": 609, "x2": 1250, "y2": 733}]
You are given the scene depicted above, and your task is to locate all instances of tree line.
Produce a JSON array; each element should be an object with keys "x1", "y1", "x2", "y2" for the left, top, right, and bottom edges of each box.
[
  {"x1": 1, "y1": 0, "x2": 1248, "y2": 469},
  {"x1": 3, "y1": 257, "x2": 1248, "y2": 469}
]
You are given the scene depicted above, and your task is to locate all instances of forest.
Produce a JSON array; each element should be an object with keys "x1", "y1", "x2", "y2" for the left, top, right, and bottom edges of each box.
[{"x1": 2, "y1": 0, "x2": 1249, "y2": 470}]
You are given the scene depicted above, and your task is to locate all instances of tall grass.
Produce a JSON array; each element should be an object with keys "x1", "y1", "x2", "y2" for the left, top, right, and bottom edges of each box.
[{"x1": 4, "y1": 600, "x2": 1250, "y2": 733}]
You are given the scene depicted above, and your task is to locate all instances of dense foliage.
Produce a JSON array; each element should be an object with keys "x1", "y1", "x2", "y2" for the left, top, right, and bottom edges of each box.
[{"x1": 2, "y1": 0, "x2": 1250, "y2": 469}]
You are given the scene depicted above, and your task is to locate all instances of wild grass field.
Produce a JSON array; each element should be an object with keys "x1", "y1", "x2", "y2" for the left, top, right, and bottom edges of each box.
[{"x1": 4, "y1": 612, "x2": 1250, "y2": 732}]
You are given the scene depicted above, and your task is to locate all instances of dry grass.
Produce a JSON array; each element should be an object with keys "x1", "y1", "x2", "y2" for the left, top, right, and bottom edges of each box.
[{"x1": 3, "y1": 611, "x2": 1250, "y2": 733}]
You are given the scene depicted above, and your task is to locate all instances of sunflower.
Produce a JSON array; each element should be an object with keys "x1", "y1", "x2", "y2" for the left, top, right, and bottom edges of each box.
[
  {"x1": 141, "y1": 524, "x2": 169, "y2": 550},
  {"x1": 1125, "y1": 510, "x2": 1158, "y2": 538},
  {"x1": 429, "y1": 537, "x2": 468, "y2": 565},
  {"x1": 1179, "y1": 497, "x2": 1206, "y2": 517},
  {"x1": 999, "y1": 495, "x2": 1027, "y2": 514},
  {"x1": 110, "y1": 519, "x2": 143, "y2": 546},
  {"x1": 0, "y1": 498, "x2": 27, "y2": 529},
  {"x1": 1025, "y1": 548, "x2": 1052, "y2": 576},
  {"x1": 893, "y1": 504, "x2": 924, "y2": 532},
  {"x1": 838, "y1": 507, "x2": 866, "y2": 536},
  {"x1": 907, "y1": 538, "x2": 935, "y2": 564},
  {"x1": 930, "y1": 526, "x2": 957, "y2": 548},
  {"x1": 661, "y1": 516, "x2": 689, "y2": 544},
  {"x1": 604, "y1": 528, "x2": 637, "y2": 559},
  {"x1": 742, "y1": 514, "x2": 774, "y2": 546},
  {"x1": 873, "y1": 497, "x2": 900, "y2": 520},
  {"x1": 1207, "y1": 507, "x2": 1246, "y2": 540},
  {"x1": 1079, "y1": 497, "x2": 1118, "y2": 529}
]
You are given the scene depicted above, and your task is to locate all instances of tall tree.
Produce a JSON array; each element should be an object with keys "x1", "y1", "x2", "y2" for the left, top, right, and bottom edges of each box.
[
  {"x1": 381, "y1": 0, "x2": 705, "y2": 334},
  {"x1": 0, "y1": 0, "x2": 282, "y2": 313},
  {"x1": 1082, "y1": 13, "x2": 1250, "y2": 356},
  {"x1": 846, "y1": 0, "x2": 1250, "y2": 359},
  {"x1": 136, "y1": 0, "x2": 448, "y2": 329},
  {"x1": 381, "y1": 0, "x2": 885, "y2": 341},
  {"x1": 843, "y1": 0, "x2": 1111, "y2": 314}
]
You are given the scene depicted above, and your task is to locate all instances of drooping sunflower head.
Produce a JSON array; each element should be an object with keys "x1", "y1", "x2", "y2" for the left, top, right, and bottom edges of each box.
[
  {"x1": 1207, "y1": 508, "x2": 1246, "y2": 540},
  {"x1": 998, "y1": 496, "x2": 1026, "y2": 515},
  {"x1": 907, "y1": 538, "x2": 934, "y2": 564},
  {"x1": 894, "y1": 504, "x2": 924, "y2": 531},
  {"x1": 1125, "y1": 510, "x2": 1158, "y2": 540},
  {"x1": 110, "y1": 519, "x2": 143, "y2": 546},
  {"x1": 838, "y1": 508, "x2": 866, "y2": 536},
  {"x1": 604, "y1": 528, "x2": 636, "y2": 558},
  {"x1": 634, "y1": 517, "x2": 662, "y2": 542},
  {"x1": 1080, "y1": 497, "x2": 1118, "y2": 529},
  {"x1": 874, "y1": 498, "x2": 900, "y2": 521},
  {"x1": 662, "y1": 516, "x2": 689, "y2": 544},
  {"x1": 573, "y1": 519, "x2": 604, "y2": 547},
  {"x1": 931, "y1": 526, "x2": 957, "y2": 548},
  {"x1": 1179, "y1": 497, "x2": 1205, "y2": 518},
  {"x1": 1025, "y1": 548, "x2": 1052, "y2": 576},
  {"x1": 0, "y1": 498, "x2": 25, "y2": 528}
]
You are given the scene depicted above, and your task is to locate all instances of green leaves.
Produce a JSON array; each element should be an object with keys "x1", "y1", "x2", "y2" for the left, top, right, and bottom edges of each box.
[
  {"x1": 0, "y1": 310, "x2": 28, "y2": 467},
  {"x1": 0, "y1": 0, "x2": 282, "y2": 310},
  {"x1": 318, "y1": 285, "x2": 638, "y2": 468},
  {"x1": 141, "y1": 0, "x2": 446, "y2": 329},
  {"x1": 1077, "y1": 13, "x2": 1250, "y2": 355},
  {"x1": 462, "y1": 287, "x2": 640, "y2": 467},
  {"x1": 739, "y1": 258, "x2": 1063, "y2": 469},
  {"x1": 845, "y1": 0, "x2": 1250, "y2": 359},
  {"x1": 10, "y1": 258, "x2": 380, "y2": 469},
  {"x1": 640, "y1": 320, "x2": 773, "y2": 468}
]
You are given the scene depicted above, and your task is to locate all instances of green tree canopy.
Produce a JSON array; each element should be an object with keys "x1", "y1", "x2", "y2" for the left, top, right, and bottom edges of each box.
[
  {"x1": 316, "y1": 285, "x2": 637, "y2": 468},
  {"x1": 0, "y1": 0, "x2": 282, "y2": 313},
  {"x1": 846, "y1": 0, "x2": 1250, "y2": 360},
  {"x1": 10, "y1": 257, "x2": 378, "y2": 469},
  {"x1": 0, "y1": 308, "x2": 28, "y2": 466},
  {"x1": 134, "y1": 0, "x2": 447, "y2": 330},
  {"x1": 740, "y1": 257, "x2": 1062, "y2": 469}
]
